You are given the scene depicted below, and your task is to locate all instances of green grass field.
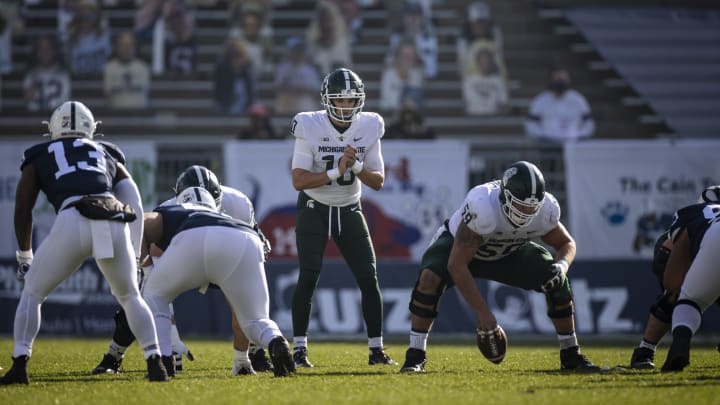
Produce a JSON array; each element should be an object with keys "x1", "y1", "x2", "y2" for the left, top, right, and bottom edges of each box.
[{"x1": 1, "y1": 337, "x2": 719, "y2": 404}]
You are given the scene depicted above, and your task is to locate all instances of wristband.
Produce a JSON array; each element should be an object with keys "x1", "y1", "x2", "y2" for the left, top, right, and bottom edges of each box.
[
  {"x1": 326, "y1": 167, "x2": 341, "y2": 181},
  {"x1": 556, "y1": 259, "x2": 569, "y2": 273},
  {"x1": 16, "y1": 249, "x2": 33, "y2": 265},
  {"x1": 351, "y1": 160, "x2": 364, "y2": 174}
]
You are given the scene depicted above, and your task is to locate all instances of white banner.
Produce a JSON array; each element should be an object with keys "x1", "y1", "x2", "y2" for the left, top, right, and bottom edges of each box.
[
  {"x1": 0, "y1": 140, "x2": 157, "y2": 258},
  {"x1": 223, "y1": 140, "x2": 469, "y2": 261},
  {"x1": 565, "y1": 140, "x2": 720, "y2": 259}
]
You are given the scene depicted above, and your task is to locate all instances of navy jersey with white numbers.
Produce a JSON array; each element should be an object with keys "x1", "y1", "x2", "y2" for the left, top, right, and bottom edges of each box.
[
  {"x1": 20, "y1": 138, "x2": 125, "y2": 212},
  {"x1": 667, "y1": 202, "x2": 720, "y2": 260},
  {"x1": 154, "y1": 204, "x2": 256, "y2": 251}
]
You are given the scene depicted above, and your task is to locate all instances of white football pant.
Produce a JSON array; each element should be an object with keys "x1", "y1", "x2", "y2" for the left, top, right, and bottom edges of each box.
[
  {"x1": 14, "y1": 208, "x2": 160, "y2": 359},
  {"x1": 142, "y1": 226, "x2": 283, "y2": 356},
  {"x1": 673, "y1": 220, "x2": 720, "y2": 333}
]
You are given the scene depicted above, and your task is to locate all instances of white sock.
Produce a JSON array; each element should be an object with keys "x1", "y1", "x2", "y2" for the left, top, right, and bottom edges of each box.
[
  {"x1": 234, "y1": 349, "x2": 249, "y2": 362},
  {"x1": 409, "y1": 331, "x2": 428, "y2": 352},
  {"x1": 108, "y1": 340, "x2": 128, "y2": 360},
  {"x1": 368, "y1": 337, "x2": 383, "y2": 349},
  {"x1": 293, "y1": 336, "x2": 308, "y2": 349},
  {"x1": 557, "y1": 332, "x2": 578, "y2": 350},
  {"x1": 639, "y1": 340, "x2": 657, "y2": 351}
]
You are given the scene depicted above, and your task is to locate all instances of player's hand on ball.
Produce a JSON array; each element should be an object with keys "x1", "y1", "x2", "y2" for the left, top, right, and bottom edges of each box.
[{"x1": 476, "y1": 325, "x2": 507, "y2": 365}]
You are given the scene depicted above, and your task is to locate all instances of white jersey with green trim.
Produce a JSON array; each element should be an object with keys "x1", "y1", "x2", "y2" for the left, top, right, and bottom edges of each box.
[
  {"x1": 291, "y1": 110, "x2": 384, "y2": 206},
  {"x1": 446, "y1": 181, "x2": 561, "y2": 261}
]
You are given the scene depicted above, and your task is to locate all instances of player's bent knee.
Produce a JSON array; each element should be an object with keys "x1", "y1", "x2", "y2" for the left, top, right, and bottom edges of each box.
[
  {"x1": 650, "y1": 291, "x2": 675, "y2": 323},
  {"x1": 408, "y1": 271, "x2": 445, "y2": 319},
  {"x1": 545, "y1": 280, "x2": 574, "y2": 319}
]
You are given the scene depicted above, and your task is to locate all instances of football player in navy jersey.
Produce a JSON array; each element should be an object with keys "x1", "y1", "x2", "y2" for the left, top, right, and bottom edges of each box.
[
  {"x1": 400, "y1": 161, "x2": 599, "y2": 373},
  {"x1": 140, "y1": 187, "x2": 296, "y2": 377},
  {"x1": 1, "y1": 101, "x2": 168, "y2": 385},
  {"x1": 92, "y1": 165, "x2": 273, "y2": 376},
  {"x1": 630, "y1": 186, "x2": 720, "y2": 370}
]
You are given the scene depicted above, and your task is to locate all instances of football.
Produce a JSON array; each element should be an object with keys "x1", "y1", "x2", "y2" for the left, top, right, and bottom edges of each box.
[{"x1": 476, "y1": 325, "x2": 507, "y2": 364}]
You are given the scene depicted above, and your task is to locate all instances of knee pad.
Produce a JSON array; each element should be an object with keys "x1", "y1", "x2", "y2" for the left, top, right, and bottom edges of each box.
[
  {"x1": 545, "y1": 278, "x2": 574, "y2": 319},
  {"x1": 650, "y1": 291, "x2": 675, "y2": 323},
  {"x1": 408, "y1": 279, "x2": 444, "y2": 319}
]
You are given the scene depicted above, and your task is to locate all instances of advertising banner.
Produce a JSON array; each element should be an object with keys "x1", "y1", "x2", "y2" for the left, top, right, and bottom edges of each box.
[
  {"x1": 565, "y1": 140, "x2": 720, "y2": 259},
  {"x1": 223, "y1": 140, "x2": 469, "y2": 261},
  {"x1": 0, "y1": 140, "x2": 157, "y2": 258},
  {"x1": 3, "y1": 259, "x2": 720, "y2": 337}
]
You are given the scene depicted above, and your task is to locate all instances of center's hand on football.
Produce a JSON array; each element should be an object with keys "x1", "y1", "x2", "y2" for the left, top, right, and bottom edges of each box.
[{"x1": 476, "y1": 312, "x2": 497, "y2": 331}]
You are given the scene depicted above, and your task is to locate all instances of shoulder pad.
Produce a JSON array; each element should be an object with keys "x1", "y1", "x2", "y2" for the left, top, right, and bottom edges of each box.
[
  {"x1": 466, "y1": 195, "x2": 496, "y2": 235},
  {"x1": 99, "y1": 141, "x2": 127, "y2": 164},
  {"x1": 290, "y1": 113, "x2": 309, "y2": 140},
  {"x1": 20, "y1": 142, "x2": 50, "y2": 170},
  {"x1": 542, "y1": 193, "x2": 561, "y2": 225}
]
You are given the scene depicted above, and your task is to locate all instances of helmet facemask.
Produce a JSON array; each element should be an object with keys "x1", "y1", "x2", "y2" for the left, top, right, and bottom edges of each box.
[
  {"x1": 322, "y1": 93, "x2": 365, "y2": 123},
  {"x1": 502, "y1": 189, "x2": 542, "y2": 227}
]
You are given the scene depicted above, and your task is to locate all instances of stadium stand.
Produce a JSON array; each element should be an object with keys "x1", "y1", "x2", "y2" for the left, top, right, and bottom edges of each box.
[
  {"x1": 563, "y1": 7, "x2": 720, "y2": 138},
  {"x1": 1, "y1": 0, "x2": 689, "y2": 141}
]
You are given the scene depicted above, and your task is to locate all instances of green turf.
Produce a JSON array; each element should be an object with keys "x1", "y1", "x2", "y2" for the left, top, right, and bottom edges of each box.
[{"x1": 1, "y1": 338, "x2": 719, "y2": 404}]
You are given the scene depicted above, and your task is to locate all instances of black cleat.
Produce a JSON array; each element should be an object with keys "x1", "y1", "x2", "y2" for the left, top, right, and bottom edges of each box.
[
  {"x1": 399, "y1": 348, "x2": 427, "y2": 373},
  {"x1": 630, "y1": 347, "x2": 656, "y2": 369},
  {"x1": 92, "y1": 354, "x2": 122, "y2": 375},
  {"x1": 661, "y1": 327, "x2": 692, "y2": 372},
  {"x1": 369, "y1": 347, "x2": 398, "y2": 365},
  {"x1": 161, "y1": 355, "x2": 176, "y2": 378},
  {"x1": 0, "y1": 356, "x2": 29, "y2": 385},
  {"x1": 560, "y1": 346, "x2": 601, "y2": 371},
  {"x1": 269, "y1": 337, "x2": 296, "y2": 377},
  {"x1": 146, "y1": 354, "x2": 169, "y2": 382},
  {"x1": 293, "y1": 346, "x2": 314, "y2": 368},
  {"x1": 250, "y1": 347, "x2": 273, "y2": 372}
]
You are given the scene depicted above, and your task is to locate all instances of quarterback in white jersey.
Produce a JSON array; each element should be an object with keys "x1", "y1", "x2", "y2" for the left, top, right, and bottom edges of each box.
[
  {"x1": 400, "y1": 161, "x2": 600, "y2": 373},
  {"x1": 289, "y1": 68, "x2": 396, "y2": 368}
]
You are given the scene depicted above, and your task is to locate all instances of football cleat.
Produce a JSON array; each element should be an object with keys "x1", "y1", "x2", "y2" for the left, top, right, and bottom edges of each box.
[
  {"x1": 293, "y1": 346, "x2": 314, "y2": 368},
  {"x1": 0, "y1": 355, "x2": 29, "y2": 385},
  {"x1": 269, "y1": 337, "x2": 296, "y2": 377},
  {"x1": 161, "y1": 355, "x2": 176, "y2": 378},
  {"x1": 661, "y1": 327, "x2": 691, "y2": 372},
  {"x1": 232, "y1": 360, "x2": 257, "y2": 376},
  {"x1": 250, "y1": 347, "x2": 273, "y2": 372},
  {"x1": 368, "y1": 347, "x2": 398, "y2": 365},
  {"x1": 146, "y1": 354, "x2": 169, "y2": 382},
  {"x1": 92, "y1": 353, "x2": 122, "y2": 374},
  {"x1": 560, "y1": 346, "x2": 601, "y2": 371},
  {"x1": 630, "y1": 347, "x2": 656, "y2": 369},
  {"x1": 399, "y1": 348, "x2": 427, "y2": 373}
]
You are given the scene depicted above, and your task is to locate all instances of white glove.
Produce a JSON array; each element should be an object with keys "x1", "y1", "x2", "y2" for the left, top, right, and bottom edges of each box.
[
  {"x1": 541, "y1": 259, "x2": 569, "y2": 293},
  {"x1": 16, "y1": 250, "x2": 33, "y2": 282}
]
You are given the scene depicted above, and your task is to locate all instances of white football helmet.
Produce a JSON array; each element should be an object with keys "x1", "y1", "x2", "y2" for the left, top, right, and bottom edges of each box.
[
  {"x1": 699, "y1": 185, "x2": 720, "y2": 203},
  {"x1": 43, "y1": 101, "x2": 101, "y2": 139},
  {"x1": 176, "y1": 186, "x2": 218, "y2": 211}
]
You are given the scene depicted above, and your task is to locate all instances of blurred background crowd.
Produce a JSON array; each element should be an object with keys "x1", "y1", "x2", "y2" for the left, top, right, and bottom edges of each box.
[{"x1": 0, "y1": 0, "x2": 718, "y2": 142}]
